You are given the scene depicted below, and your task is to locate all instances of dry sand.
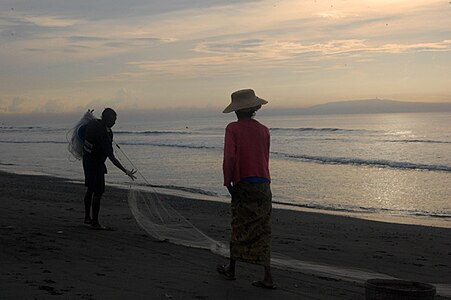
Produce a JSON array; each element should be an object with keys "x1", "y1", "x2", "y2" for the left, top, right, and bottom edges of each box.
[{"x1": 0, "y1": 171, "x2": 450, "y2": 299}]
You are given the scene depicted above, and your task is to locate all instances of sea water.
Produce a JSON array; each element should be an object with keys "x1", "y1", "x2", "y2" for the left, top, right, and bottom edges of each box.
[{"x1": 1, "y1": 112, "x2": 450, "y2": 227}]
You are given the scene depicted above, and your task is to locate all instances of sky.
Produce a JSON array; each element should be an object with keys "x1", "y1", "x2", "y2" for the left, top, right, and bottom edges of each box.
[{"x1": 0, "y1": 0, "x2": 450, "y2": 116}]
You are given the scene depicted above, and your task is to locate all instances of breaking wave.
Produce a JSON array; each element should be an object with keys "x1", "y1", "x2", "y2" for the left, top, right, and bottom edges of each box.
[
  {"x1": 0, "y1": 126, "x2": 66, "y2": 133},
  {"x1": 119, "y1": 141, "x2": 217, "y2": 150},
  {"x1": 2, "y1": 137, "x2": 450, "y2": 173},
  {"x1": 386, "y1": 139, "x2": 451, "y2": 144},
  {"x1": 273, "y1": 152, "x2": 451, "y2": 172},
  {"x1": 270, "y1": 127, "x2": 368, "y2": 133},
  {"x1": 115, "y1": 130, "x2": 192, "y2": 135},
  {"x1": 0, "y1": 140, "x2": 66, "y2": 144}
]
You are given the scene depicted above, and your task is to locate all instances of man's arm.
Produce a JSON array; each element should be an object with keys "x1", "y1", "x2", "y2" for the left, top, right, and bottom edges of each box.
[
  {"x1": 101, "y1": 128, "x2": 136, "y2": 180},
  {"x1": 109, "y1": 155, "x2": 137, "y2": 180}
]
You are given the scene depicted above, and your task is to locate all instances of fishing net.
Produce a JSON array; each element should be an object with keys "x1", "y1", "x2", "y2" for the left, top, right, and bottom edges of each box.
[
  {"x1": 127, "y1": 175, "x2": 228, "y2": 257},
  {"x1": 116, "y1": 142, "x2": 397, "y2": 283},
  {"x1": 66, "y1": 110, "x2": 95, "y2": 160},
  {"x1": 120, "y1": 150, "x2": 395, "y2": 283}
]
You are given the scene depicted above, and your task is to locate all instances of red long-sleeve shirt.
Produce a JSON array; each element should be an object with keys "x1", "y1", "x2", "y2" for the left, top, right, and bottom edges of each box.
[{"x1": 223, "y1": 118, "x2": 271, "y2": 186}]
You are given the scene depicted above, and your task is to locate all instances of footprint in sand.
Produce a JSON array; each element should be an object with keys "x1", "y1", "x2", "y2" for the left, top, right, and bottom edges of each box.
[
  {"x1": 25, "y1": 280, "x2": 36, "y2": 286},
  {"x1": 38, "y1": 285, "x2": 63, "y2": 295},
  {"x1": 61, "y1": 286, "x2": 73, "y2": 292},
  {"x1": 279, "y1": 240, "x2": 294, "y2": 245},
  {"x1": 416, "y1": 257, "x2": 428, "y2": 261},
  {"x1": 79, "y1": 293, "x2": 94, "y2": 300},
  {"x1": 44, "y1": 279, "x2": 56, "y2": 284}
]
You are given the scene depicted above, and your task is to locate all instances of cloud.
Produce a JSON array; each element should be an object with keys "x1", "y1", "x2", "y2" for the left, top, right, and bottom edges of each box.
[
  {"x1": 8, "y1": 97, "x2": 30, "y2": 113},
  {"x1": 0, "y1": 8, "x2": 174, "y2": 67},
  {"x1": 316, "y1": 10, "x2": 359, "y2": 20},
  {"x1": 1, "y1": 97, "x2": 67, "y2": 114},
  {"x1": 0, "y1": 0, "x2": 450, "y2": 115},
  {"x1": 37, "y1": 99, "x2": 65, "y2": 113},
  {"x1": 0, "y1": 99, "x2": 7, "y2": 113},
  {"x1": 2, "y1": 0, "x2": 448, "y2": 67},
  {"x1": 83, "y1": 88, "x2": 139, "y2": 111},
  {"x1": 124, "y1": 38, "x2": 451, "y2": 78},
  {"x1": 68, "y1": 35, "x2": 109, "y2": 42},
  {"x1": 380, "y1": 40, "x2": 451, "y2": 54},
  {"x1": 194, "y1": 39, "x2": 265, "y2": 54},
  {"x1": 2, "y1": 0, "x2": 252, "y2": 22},
  {"x1": 23, "y1": 15, "x2": 79, "y2": 27}
]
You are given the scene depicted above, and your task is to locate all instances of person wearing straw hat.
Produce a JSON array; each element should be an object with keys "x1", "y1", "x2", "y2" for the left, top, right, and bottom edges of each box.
[{"x1": 217, "y1": 89, "x2": 276, "y2": 289}]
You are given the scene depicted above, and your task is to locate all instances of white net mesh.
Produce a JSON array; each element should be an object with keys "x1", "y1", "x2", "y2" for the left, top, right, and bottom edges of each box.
[
  {"x1": 66, "y1": 110, "x2": 95, "y2": 160},
  {"x1": 128, "y1": 184, "x2": 229, "y2": 256},
  {"x1": 115, "y1": 144, "x2": 229, "y2": 257},
  {"x1": 126, "y1": 178, "x2": 396, "y2": 282}
]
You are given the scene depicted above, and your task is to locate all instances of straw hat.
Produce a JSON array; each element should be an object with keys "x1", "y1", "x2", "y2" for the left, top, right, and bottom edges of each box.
[{"x1": 223, "y1": 89, "x2": 268, "y2": 113}]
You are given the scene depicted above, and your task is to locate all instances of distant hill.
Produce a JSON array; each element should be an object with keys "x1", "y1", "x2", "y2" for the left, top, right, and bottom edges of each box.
[{"x1": 297, "y1": 99, "x2": 451, "y2": 115}]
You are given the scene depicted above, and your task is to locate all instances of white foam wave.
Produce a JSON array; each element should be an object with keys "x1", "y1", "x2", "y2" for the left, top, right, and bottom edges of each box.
[
  {"x1": 274, "y1": 152, "x2": 451, "y2": 172},
  {"x1": 270, "y1": 127, "x2": 368, "y2": 133},
  {"x1": 115, "y1": 130, "x2": 192, "y2": 135}
]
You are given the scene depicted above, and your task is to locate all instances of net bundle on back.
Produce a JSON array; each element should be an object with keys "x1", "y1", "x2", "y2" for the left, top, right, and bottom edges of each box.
[{"x1": 66, "y1": 110, "x2": 95, "y2": 160}]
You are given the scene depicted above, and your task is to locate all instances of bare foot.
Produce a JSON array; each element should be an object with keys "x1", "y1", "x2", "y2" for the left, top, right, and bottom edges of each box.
[
  {"x1": 216, "y1": 264, "x2": 236, "y2": 280},
  {"x1": 252, "y1": 280, "x2": 277, "y2": 289},
  {"x1": 91, "y1": 223, "x2": 114, "y2": 231}
]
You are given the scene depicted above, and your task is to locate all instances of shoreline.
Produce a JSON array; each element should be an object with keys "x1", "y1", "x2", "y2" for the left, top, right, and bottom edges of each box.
[
  {"x1": 3, "y1": 167, "x2": 451, "y2": 229},
  {"x1": 1, "y1": 171, "x2": 450, "y2": 299}
]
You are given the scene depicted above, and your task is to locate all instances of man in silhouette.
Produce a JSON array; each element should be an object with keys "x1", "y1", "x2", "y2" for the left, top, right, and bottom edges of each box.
[{"x1": 82, "y1": 108, "x2": 136, "y2": 229}]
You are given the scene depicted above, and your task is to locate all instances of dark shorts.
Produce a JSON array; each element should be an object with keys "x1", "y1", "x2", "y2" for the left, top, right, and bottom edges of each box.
[{"x1": 83, "y1": 155, "x2": 106, "y2": 194}]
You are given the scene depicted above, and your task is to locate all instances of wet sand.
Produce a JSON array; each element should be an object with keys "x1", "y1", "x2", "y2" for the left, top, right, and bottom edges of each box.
[{"x1": 0, "y1": 171, "x2": 450, "y2": 299}]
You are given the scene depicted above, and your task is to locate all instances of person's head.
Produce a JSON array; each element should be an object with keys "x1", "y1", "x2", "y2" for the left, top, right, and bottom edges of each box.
[
  {"x1": 101, "y1": 108, "x2": 117, "y2": 128},
  {"x1": 235, "y1": 105, "x2": 262, "y2": 119},
  {"x1": 222, "y1": 89, "x2": 268, "y2": 118}
]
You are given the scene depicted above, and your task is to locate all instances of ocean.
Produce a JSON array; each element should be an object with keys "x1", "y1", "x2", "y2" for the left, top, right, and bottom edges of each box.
[{"x1": 1, "y1": 112, "x2": 450, "y2": 228}]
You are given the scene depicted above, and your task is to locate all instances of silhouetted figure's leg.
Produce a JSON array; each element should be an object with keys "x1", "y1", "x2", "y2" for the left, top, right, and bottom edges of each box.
[
  {"x1": 84, "y1": 188, "x2": 94, "y2": 224},
  {"x1": 91, "y1": 193, "x2": 102, "y2": 226}
]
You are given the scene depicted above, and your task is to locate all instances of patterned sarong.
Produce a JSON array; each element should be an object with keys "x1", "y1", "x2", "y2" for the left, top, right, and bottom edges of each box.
[{"x1": 230, "y1": 182, "x2": 272, "y2": 266}]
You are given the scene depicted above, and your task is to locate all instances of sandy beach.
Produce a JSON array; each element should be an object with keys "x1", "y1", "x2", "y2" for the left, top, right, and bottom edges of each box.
[{"x1": 0, "y1": 171, "x2": 450, "y2": 299}]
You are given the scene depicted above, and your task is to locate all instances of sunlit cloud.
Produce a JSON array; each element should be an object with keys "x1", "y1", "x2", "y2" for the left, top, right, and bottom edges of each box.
[
  {"x1": 380, "y1": 40, "x2": 451, "y2": 54},
  {"x1": 23, "y1": 15, "x2": 79, "y2": 27},
  {"x1": 316, "y1": 10, "x2": 358, "y2": 19},
  {"x1": 128, "y1": 56, "x2": 246, "y2": 77},
  {"x1": 124, "y1": 39, "x2": 451, "y2": 78}
]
